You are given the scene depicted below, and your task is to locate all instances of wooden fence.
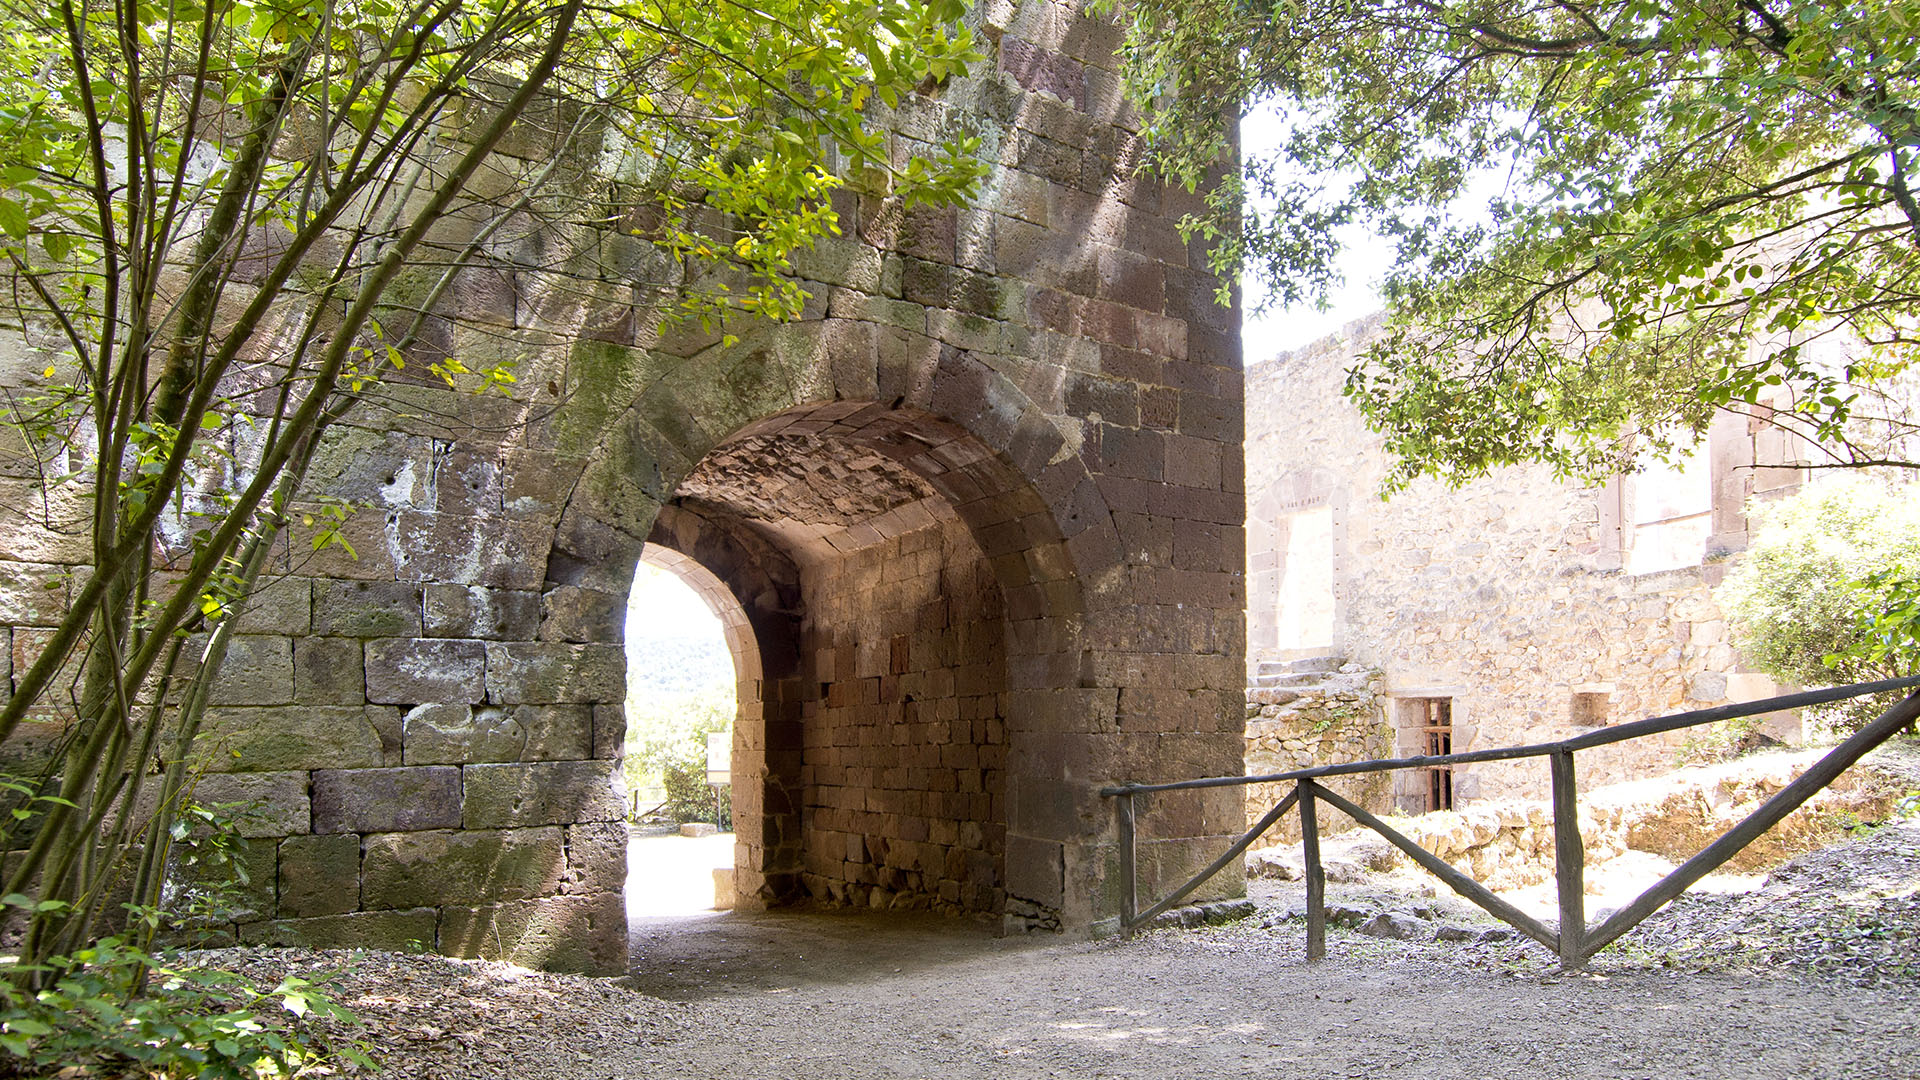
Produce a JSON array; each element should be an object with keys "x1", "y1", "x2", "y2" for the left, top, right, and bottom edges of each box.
[{"x1": 1104, "y1": 676, "x2": 1920, "y2": 967}]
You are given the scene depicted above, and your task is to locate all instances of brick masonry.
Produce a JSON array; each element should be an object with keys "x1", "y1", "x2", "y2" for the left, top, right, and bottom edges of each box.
[{"x1": 0, "y1": 0, "x2": 1247, "y2": 972}]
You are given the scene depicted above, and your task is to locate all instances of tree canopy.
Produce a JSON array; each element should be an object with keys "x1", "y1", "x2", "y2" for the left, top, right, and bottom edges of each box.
[{"x1": 1103, "y1": 0, "x2": 1920, "y2": 488}]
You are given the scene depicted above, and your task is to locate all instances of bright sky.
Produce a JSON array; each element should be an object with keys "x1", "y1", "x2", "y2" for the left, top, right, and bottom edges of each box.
[
  {"x1": 1237, "y1": 102, "x2": 1390, "y2": 366},
  {"x1": 625, "y1": 560, "x2": 725, "y2": 644},
  {"x1": 1237, "y1": 102, "x2": 1513, "y2": 366}
]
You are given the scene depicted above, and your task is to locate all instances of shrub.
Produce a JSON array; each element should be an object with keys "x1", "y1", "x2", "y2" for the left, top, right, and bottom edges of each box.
[
  {"x1": 1717, "y1": 478, "x2": 1920, "y2": 732},
  {"x1": 622, "y1": 686, "x2": 732, "y2": 825},
  {"x1": 0, "y1": 930, "x2": 369, "y2": 1079}
]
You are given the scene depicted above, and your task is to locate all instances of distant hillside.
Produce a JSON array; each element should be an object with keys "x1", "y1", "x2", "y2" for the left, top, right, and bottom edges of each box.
[{"x1": 626, "y1": 636, "x2": 735, "y2": 696}]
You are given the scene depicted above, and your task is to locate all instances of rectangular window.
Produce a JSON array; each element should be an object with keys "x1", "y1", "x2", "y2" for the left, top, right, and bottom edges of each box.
[
  {"x1": 1627, "y1": 448, "x2": 1713, "y2": 575},
  {"x1": 1570, "y1": 690, "x2": 1611, "y2": 727},
  {"x1": 1275, "y1": 504, "x2": 1336, "y2": 652}
]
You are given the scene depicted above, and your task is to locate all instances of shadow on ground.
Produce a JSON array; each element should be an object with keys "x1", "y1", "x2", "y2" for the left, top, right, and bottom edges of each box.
[{"x1": 626, "y1": 906, "x2": 1052, "y2": 1001}]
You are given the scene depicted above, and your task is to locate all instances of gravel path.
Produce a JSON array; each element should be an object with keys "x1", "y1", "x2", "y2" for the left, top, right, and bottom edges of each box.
[{"x1": 204, "y1": 816, "x2": 1920, "y2": 1080}]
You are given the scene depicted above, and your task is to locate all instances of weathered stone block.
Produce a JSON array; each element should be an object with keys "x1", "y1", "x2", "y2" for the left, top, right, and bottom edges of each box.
[
  {"x1": 392, "y1": 510, "x2": 546, "y2": 590},
  {"x1": 278, "y1": 833, "x2": 362, "y2": 918},
  {"x1": 365, "y1": 638, "x2": 486, "y2": 704},
  {"x1": 360, "y1": 827, "x2": 565, "y2": 908},
  {"x1": 173, "y1": 771, "x2": 312, "y2": 838},
  {"x1": 1004, "y1": 833, "x2": 1065, "y2": 909},
  {"x1": 0, "y1": 562, "x2": 69, "y2": 625},
  {"x1": 439, "y1": 892, "x2": 625, "y2": 975},
  {"x1": 591, "y1": 704, "x2": 625, "y2": 760},
  {"x1": 294, "y1": 636, "x2": 365, "y2": 704},
  {"x1": 303, "y1": 427, "x2": 436, "y2": 508},
  {"x1": 239, "y1": 908, "x2": 438, "y2": 951},
  {"x1": 518, "y1": 705, "x2": 594, "y2": 761},
  {"x1": 400, "y1": 704, "x2": 593, "y2": 764},
  {"x1": 164, "y1": 837, "x2": 277, "y2": 924},
  {"x1": 562, "y1": 821, "x2": 627, "y2": 895},
  {"x1": 403, "y1": 703, "x2": 523, "y2": 765},
  {"x1": 461, "y1": 760, "x2": 625, "y2": 828},
  {"x1": 537, "y1": 586, "x2": 625, "y2": 643},
  {"x1": 208, "y1": 634, "x2": 294, "y2": 706},
  {"x1": 483, "y1": 642, "x2": 623, "y2": 704},
  {"x1": 232, "y1": 575, "x2": 312, "y2": 635},
  {"x1": 313, "y1": 580, "x2": 424, "y2": 637},
  {"x1": 312, "y1": 766, "x2": 462, "y2": 833},
  {"x1": 422, "y1": 584, "x2": 541, "y2": 640},
  {"x1": 199, "y1": 706, "x2": 386, "y2": 772}
]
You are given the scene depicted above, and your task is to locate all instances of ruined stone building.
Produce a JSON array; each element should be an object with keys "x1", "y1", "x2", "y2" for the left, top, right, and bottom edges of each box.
[
  {"x1": 0, "y1": 0, "x2": 1247, "y2": 973},
  {"x1": 1244, "y1": 317, "x2": 1818, "y2": 811}
]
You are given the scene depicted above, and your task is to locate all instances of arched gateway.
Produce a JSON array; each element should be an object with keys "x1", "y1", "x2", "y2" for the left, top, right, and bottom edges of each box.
[{"x1": 0, "y1": 0, "x2": 1246, "y2": 973}]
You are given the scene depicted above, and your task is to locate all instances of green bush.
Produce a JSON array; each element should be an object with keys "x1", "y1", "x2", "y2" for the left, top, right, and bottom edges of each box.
[
  {"x1": 1717, "y1": 478, "x2": 1920, "y2": 732},
  {"x1": 622, "y1": 685, "x2": 732, "y2": 825},
  {"x1": 0, "y1": 930, "x2": 369, "y2": 1079}
]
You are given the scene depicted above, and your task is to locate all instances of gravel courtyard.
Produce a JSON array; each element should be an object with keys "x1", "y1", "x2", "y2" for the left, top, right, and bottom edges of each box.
[{"x1": 210, "y1": 820, "x2": 1920, "y2": 1079}]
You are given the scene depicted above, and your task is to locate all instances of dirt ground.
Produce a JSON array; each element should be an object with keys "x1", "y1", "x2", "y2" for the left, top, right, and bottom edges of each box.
[
  {"x1": 204, "y1": 772, "x2": 1920, "y2": 1080},
  {"x1": 619, "y1": 891, "x2": 1917, "y2": 1080},
  {"x1": 252, "y1": 820, "x2": 1918, "y2": 1079}
]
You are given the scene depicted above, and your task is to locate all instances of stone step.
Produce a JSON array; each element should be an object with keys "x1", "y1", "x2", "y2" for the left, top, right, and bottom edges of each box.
[
  {"x1": 1251, "y1": 672, "x2": 1325, "y2": 689},
  {"x1": 1253, "y1": 655, "x2": 1347, "y2": 678}
]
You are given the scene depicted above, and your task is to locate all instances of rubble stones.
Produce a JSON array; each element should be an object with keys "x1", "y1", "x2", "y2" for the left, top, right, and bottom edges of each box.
[{"x1": 1358, "y1": 911, "x2": 1430, "y2": 940}]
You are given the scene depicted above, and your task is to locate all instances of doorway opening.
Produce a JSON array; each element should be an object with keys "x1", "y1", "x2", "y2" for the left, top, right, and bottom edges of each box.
[
  {"x1": 622, "y1": 554, "x2": 739, "y2": 919},
  {"x1": 1394, "y1": 696, "x2": 1456, "y2": 813}
]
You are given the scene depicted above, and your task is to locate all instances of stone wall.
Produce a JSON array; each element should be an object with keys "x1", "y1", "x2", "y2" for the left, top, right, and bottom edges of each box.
[
  {"x1": 1243, "y1": 662, "x2": 1392, "y2": 840},
  {"x1": 1245, "y1": 318, "x2": 1796, "y2": 805},
  {"x1": 797, "y1": 509, "x2": 1010, "y2": 917},
  {"x1": 1, "y1": 0, "x2": 1248, "y2": 972}
]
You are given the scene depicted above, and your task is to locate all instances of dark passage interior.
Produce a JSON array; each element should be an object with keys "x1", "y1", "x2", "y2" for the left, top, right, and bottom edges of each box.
[{"x1": 640, "y1": 400, "x2": 1075, "y2": 925}]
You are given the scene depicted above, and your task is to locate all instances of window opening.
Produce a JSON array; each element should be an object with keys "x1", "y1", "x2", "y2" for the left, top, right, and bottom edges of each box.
[
  {"x1": 1570, "y1": 690, "x2": 1611, "y2": 728},
  {"x1": 1627, "y1": 447, "x2": 1713, "y2": 575},
  {"x1": 1274, "y1": 504, "x2": 1336, "y2": 653}
]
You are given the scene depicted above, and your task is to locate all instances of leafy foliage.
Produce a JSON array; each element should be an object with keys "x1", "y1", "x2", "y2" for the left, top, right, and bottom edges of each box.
[
  {"x1": 0, "y1": 931, "x2": 369, "y2": 1079},
  {"x1": 624, "y1": 685, "x2": 732, "y2": 824},
  {"x1": 1716, "y1": 479, "x2": 1920, "y2": 731},
  {"x1": 1102, "y1": 0, "x2": 1920, "y2": 488}
]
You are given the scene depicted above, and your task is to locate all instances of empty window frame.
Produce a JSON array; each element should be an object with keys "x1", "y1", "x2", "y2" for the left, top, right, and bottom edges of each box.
[{"x1": 1570, "y1": 690, "x2": 1611, "y2": 728}]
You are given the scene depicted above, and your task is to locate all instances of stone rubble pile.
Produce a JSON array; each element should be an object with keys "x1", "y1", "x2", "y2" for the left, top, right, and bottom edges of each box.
[{"x1": 1242, "y1": 657, "x2": 1393, "y2": 840}]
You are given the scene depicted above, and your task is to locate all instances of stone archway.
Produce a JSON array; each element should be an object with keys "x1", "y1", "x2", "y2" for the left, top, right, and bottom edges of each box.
[
  {"x1": 0, "y1": 0, "x2": 1250, "y2": 976},
  {"x1": 633, "y1": 400, "x2": 1089, "y2": 926}
]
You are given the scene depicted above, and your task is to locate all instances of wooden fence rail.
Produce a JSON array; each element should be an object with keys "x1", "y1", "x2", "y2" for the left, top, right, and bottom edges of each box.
[{"x1": 1103, "y1": 676, "x2": 1920, "y2": 966}]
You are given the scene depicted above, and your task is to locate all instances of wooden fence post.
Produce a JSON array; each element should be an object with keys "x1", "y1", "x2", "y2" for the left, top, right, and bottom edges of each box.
[
  {"x1": 1301, "y1": 779, "x2": 1325, "y2": 961},
  {"x1": 1549, "y1": 748, "x2": 1585, "y2": 968},
  {"x1": 1118, "y1": 789, "x2": 1137, "y2": 939}
]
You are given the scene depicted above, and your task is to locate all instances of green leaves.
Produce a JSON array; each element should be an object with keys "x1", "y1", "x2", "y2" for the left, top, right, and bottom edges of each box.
[
  {"x1": 1109, "y1": 0, "x2": 1920, "y2": 485},
  {"x1": 0, "y1": 932, "x2": 371, "y2": 1078},
  {"x1": 1720, "y1": 479, "x2": 1920, "y2": 732}
]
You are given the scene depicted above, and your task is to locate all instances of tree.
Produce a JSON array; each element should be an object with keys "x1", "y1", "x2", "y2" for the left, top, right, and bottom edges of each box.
[
  {"x1": 1102, "y1": 0, "x2": 1920, "y2": 489},
  {"x1": 0, "y1": 0, "x2": 984, "y2": 970},
  {"x1": 1716, "y1": 478, "x2": 1920, "y2": 731}
]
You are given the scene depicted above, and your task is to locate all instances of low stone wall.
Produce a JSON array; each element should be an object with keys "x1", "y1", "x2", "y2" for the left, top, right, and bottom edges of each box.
[
  {"x1": 1243, "y1": 668, "x2": 1393, "y2": 842},
  {"x1": 1249, "y1": 747, "x2": 1904, "y2": 892}
]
